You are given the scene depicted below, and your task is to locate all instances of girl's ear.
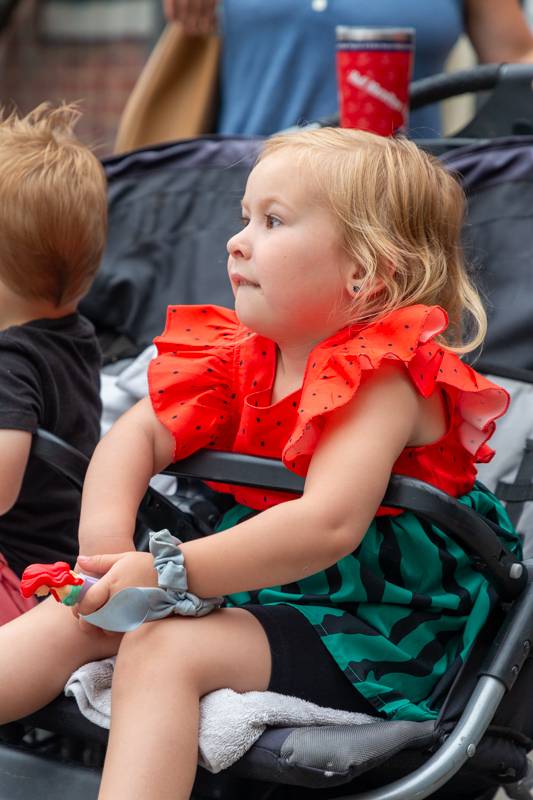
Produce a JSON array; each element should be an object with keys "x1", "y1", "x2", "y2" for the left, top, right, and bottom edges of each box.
[
  {"x1": 345, "y1": 268, "x2": 366, "y2": 297},
  {"x1": 345, "y1": 269, "x2": 390, "y2": 303}
]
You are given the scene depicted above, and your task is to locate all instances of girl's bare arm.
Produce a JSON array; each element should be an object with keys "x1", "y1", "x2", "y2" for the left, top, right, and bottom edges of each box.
[
  {"x1": 77, "y1": 397, "x2": 175, "y2": 556},
  {"x1": 79, "y1": 364, "x2": 421, "y2": 596},
  {"x1": 180, "y1": 363, "x2": 421, "y2": 598}
]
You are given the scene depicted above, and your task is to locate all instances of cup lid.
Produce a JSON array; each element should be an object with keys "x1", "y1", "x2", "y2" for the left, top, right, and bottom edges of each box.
[{"x1": 336, "y1": 26, "x2": 415, "y2": 44}]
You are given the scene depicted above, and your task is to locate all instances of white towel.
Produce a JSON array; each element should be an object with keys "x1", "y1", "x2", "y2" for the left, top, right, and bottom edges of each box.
[{"x1": 65, "y1": 659, "x2": 376, "y2": 773}]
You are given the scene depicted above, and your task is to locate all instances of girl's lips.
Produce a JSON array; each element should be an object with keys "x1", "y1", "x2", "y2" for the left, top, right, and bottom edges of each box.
[{"x1": 231, "y1": 274, "x2": 260, "y2": 288}]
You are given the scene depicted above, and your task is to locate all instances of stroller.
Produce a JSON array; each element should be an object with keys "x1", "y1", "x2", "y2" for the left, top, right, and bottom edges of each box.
[{"x1": 2, "y1": 64, "x2": 533, "y2": 800}]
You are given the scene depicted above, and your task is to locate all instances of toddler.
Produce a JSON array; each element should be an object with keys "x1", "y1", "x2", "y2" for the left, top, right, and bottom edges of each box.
[
  {"x1": 0, "y1": 128, "x2": 519, "y2": 799},
  {"x1": 0, "y1": 104, "x2": 106, "y2": 622}
]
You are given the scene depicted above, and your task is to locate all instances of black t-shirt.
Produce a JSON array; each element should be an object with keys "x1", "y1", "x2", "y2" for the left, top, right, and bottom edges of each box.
[{"x1": 0, "y1": 314, "x2": 101, "y2": 577}]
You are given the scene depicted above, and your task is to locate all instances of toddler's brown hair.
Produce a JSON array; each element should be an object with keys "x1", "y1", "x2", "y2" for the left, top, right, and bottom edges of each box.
[{"x1": 0, "y1": 103, "x2": 107, "y2": 307}]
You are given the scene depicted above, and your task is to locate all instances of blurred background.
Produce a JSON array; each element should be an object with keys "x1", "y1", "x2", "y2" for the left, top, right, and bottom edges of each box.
[
  {"x1": 1, "y1": 0, "x2": 533, "y2": 157},
  {"x1": 0, "y1": 0, "x2": 165, "y2": 155}
]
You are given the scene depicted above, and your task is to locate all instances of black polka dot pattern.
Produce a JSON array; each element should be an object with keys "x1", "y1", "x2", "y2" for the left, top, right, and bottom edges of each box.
[{"x1": 148, "y1": 303, "x2": 509, "y2": 511}]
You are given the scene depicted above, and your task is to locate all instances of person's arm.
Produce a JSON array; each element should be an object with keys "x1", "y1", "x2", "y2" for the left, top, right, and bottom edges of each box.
[
  {"x1": 0, "y1": 430, "x2": 32, "y2": 515},
  {"x1": 78, "y1": 363, "x2": 420, "y2": 607},
  {"x1": 78, "y1": 363, "x2": 421, "y2": 615},
  {"x1": 77, "y1": 397, "x2": 175, "y2": 557},
  {"x1": 162, "y1": 0, "x2": 217, "y2": 34},
  {"x1": 172, "y1": 362, "x2": 421, "y2": 598},
  {"x1": 466, "y1": 0, "x2": 533, "y2": 63}
]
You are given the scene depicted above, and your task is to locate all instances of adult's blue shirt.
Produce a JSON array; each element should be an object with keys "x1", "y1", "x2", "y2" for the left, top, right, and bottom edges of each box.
[{"x1": 218, "y1": 0, "x2": 465, "y2": 137}]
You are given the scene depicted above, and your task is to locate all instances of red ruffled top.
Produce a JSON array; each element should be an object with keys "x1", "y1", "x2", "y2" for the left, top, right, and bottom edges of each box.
[{"x1": 148, "y1": 304, "x2": 509, "y2": 513}]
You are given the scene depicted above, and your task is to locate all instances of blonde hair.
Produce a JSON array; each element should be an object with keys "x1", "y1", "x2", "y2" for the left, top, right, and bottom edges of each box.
[
  {"x1": 0, "y1": 103, "x2": 107, "y2": 307},
  {"x1": 259, "y1": 128, "x2": 486, "y2": 353}
]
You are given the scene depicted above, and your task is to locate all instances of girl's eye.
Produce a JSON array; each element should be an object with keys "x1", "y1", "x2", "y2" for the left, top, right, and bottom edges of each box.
[
  {"x1": 265, "y1": 214, "x2": 281, "y2": 229},
  {"x1": 240, "y1": 215, "x2": 250, "y2": 228}
]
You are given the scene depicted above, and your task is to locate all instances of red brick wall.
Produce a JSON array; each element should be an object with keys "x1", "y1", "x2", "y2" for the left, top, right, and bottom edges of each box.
[{"x1": 0, "y1": 0, "x2": 152, "y2": 156}]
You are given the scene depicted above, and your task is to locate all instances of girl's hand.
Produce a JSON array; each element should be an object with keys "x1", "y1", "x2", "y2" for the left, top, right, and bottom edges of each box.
[
  {"x1": 162, "y1": 0, "x2": 218, "y2": 34},
  {"x1": 77, "y1": 534, "x2": 136, "y2": 568},
  {"x1": 76, "y1": 552, "x2": 158, "y2": 629}
]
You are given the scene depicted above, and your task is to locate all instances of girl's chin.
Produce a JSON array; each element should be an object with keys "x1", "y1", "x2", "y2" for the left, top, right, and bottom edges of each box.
[
  {"x1": 233, "y1": 301, "x2": 259, "y2": 330},
  {"x1": 234, "y1": 292, "x2": 259, "y2": 317},
  {"x1": 234, "y1": 299, "x2": 275, "y2": 338}
]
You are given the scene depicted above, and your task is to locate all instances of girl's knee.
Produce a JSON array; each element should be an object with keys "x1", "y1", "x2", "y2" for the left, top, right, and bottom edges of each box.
[
  {"x1": 117, "y1": 618, "x2": 175, "y2": 656},
  {"x1": 114, "y1": 618, "x2": 211, "y2": 691},
  {"x1": 113, "y1": 611, "x2": 270, "y2": 697},
  {"x1": 115, "y1": 620, "x2": 188, "y2": 675}
]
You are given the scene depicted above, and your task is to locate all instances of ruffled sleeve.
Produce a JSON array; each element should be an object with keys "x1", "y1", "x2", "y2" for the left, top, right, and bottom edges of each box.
[
  {"x1": 426, "y1": 352, "x2": 509, "y2": 464},
  {"x1": 148, "y1": 305, "x2": 240, "y2": 460},
  {"x1": 282, "y1": 304, "x2": 508, "y2": 475}
]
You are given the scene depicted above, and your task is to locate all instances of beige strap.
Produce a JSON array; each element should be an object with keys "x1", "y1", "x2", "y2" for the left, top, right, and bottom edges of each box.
[{"x1": 114, "y1": 23, "x2": 220, "y2": 153}]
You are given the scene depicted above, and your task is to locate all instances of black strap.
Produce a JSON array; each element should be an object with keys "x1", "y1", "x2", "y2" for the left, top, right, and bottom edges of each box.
[{"x1": 497, "y1": 439, "x2": 533, "y2": 528}]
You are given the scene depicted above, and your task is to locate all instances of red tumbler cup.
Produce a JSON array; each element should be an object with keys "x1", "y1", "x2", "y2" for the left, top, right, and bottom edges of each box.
[{"x1": 336, "y1": 27, "x2": 415, "y2": 136}]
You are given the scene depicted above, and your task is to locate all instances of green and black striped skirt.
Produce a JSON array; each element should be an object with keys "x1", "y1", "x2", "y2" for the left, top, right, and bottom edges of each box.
[{"x1": 218, "y1": 483, "x2": 521, "y2": 722}]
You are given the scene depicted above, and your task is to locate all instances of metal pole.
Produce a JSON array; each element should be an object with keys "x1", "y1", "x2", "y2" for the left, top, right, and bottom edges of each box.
[{"x1": 334, "y1": 676, "x2": 506, "y2": 800}]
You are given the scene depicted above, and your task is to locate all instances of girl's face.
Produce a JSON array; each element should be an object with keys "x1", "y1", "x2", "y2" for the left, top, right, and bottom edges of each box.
[{"x1": 226, "y1": 151, "x2": 356, "y2": 346}]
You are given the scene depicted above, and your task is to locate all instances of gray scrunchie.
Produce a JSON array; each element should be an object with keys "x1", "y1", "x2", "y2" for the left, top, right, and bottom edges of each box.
[
  {"x1": 150, "y1": 528, "x2": 223, "y2": 617},
  {"x1": 80, "y1": 530, "x2": 223, "y2": 632}
]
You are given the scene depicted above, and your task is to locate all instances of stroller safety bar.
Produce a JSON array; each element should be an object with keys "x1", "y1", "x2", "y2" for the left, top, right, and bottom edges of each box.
[
  {"x1": 31, "y1": 428, "x2": 88, "y2": 491},
  {"x1": 165, "y1": 450, "x2": 527, "y2": 600},
  {"x1": 31, "y1": 432, "x2": 526, "y2": 604},
  {"x1": 30, "y1": 431, "x2": 530, "y2": 604}
]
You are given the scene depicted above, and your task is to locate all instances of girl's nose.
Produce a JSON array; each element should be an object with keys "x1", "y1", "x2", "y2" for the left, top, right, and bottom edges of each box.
[{"x1": 227, "y1": 231, "x2": 250, "y2": 259}]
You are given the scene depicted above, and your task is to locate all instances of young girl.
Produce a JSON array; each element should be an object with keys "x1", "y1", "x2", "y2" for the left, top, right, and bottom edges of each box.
[{"x1": 0, "y1": 128, "x2": 520, "y2": 800}]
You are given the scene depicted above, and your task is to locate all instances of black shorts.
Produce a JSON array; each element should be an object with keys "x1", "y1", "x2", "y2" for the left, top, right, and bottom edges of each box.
[{"x1": 244, "y1": 603, "x2": 382, "y2": 717}]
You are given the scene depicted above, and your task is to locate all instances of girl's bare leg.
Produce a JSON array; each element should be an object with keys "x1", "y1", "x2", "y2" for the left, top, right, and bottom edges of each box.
[
  {"x1": 99, "y1": 608, "x2": 271, "y2": 800},
  {"x1": 0, "y1": 598, "x2": 122, "y2": 722}
]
